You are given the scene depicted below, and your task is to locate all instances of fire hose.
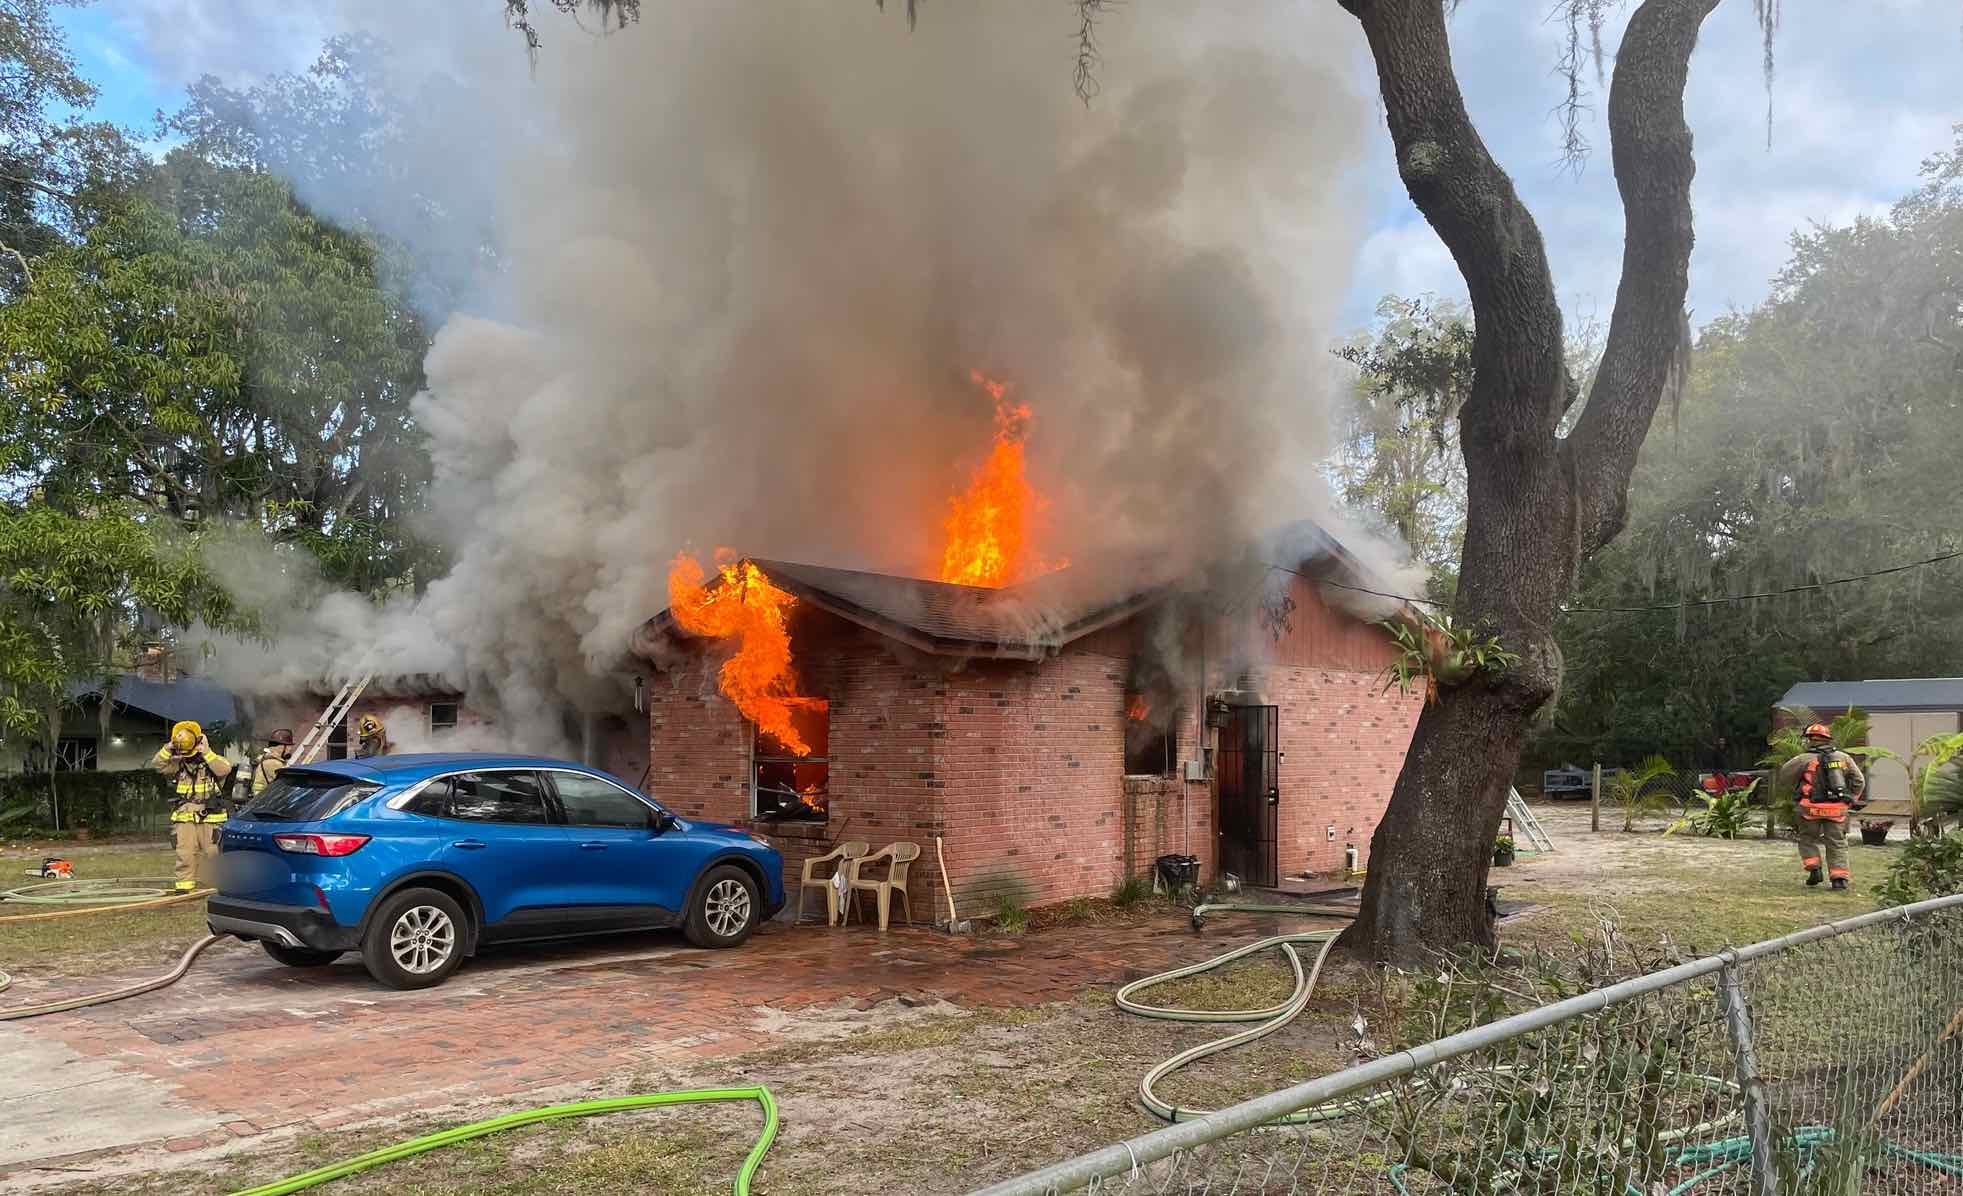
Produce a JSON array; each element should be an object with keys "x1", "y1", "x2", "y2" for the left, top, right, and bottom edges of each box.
[
  {"x1": 1138, "y1": 903, "x2": 1963, "y2": 1195},
  {"x1": 1, "y1": 878, "x2": 219, "y2": 1021},
  {"x1": 225, "y1": 1087, "x2": 779, "y2": 1196}
]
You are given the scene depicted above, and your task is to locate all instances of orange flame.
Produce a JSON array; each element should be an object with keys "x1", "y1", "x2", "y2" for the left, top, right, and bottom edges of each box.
[
  {"x1": 939, "y1": 370, "x2": 1062, "y2": 588},
  {"x1": 667, "y1": 551, "x2": 813, "y2": 755},
  {"x1": 1126, "y1": 694, "x2": 1150, "y2": 723}
]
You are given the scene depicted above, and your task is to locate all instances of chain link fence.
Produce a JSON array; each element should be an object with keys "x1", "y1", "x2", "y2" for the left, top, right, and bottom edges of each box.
[{"x1": 971, "y1": 894, "x2": 1963, "y2": 1196}]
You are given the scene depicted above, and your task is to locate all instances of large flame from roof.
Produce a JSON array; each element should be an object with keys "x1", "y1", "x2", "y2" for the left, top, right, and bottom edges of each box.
[
  {"x1": 939, "y1": 370, "x2": 1062, "y2": 588},
  {"x1": 666, "y1": 552, "x2": 813, "y2": 755}
]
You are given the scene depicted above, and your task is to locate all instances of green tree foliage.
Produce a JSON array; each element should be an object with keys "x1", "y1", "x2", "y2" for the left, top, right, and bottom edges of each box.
[
  {"x1": 1334, "y1": 296, "x2": 1471, "y2": 599},
  {"x1": 0, "y1": 0, "x2": 144, "y2": 293},
  {"x1": 162, "y1": 35, "x2": 491, "y2": 317},
  {"x1": 0, "y1": 502, "x2": 244, "y2": 749},
  {"x1": 1535, "y1": 126, "x2": 1963, "y2": 770},
  {"x1": 0, "y1": 160, "x2": 436, "y2": 594}
]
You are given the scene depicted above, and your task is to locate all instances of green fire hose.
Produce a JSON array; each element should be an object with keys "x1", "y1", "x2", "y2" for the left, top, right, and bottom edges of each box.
[
  {"x1": 3, "y1": 881, "x2": 782, "y2": 1193},
  {"x1": 226, "y1": 1087, "x2": 779, "y2": 1196}
]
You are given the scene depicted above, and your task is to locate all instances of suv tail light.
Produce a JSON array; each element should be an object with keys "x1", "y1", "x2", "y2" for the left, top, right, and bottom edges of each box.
[{"x1": 273, "y1": 833, "x2": 371, "y2": 857}]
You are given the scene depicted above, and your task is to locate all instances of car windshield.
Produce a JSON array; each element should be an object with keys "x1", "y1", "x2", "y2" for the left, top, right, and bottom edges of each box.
[{"x1": 240, "y1": 771, "x2": 381, "y2": 822}]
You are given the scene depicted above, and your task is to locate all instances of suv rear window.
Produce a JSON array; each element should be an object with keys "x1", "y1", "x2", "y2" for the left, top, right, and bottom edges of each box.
[{"x1": 241, "y1": 771, "x2": 380, "y2": 822}]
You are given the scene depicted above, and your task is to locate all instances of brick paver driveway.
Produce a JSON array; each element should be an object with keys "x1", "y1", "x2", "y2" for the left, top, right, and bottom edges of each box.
[{"x1": 0, "y1": 913, "x2": 1268, "y2": 1174}]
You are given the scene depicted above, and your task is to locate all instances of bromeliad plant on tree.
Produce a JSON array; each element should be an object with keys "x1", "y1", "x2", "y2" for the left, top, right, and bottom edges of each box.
[{"x1": 1377, "y1": 609, "x2": 1520, "y2": 706}]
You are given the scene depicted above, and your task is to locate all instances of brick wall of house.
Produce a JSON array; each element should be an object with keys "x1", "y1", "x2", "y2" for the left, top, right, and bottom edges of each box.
[
  {"x1": 644, "y1": 614, "x2": 956, "y2": 924},
  {"x1": 936, "y1": 648, "x2": 1126, "y2": 914},
  {"x1": 639, "y1": 566, "x2": 1421, "y2": 921},
  {"x1": 1265, "y1": 666, "x2": 1424, "y2": 878}
]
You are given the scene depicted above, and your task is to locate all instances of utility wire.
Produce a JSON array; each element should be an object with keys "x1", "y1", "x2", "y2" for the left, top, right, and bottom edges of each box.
[{"x1": 1271, "y1": 547, "x2": 1963, "y2": 616}]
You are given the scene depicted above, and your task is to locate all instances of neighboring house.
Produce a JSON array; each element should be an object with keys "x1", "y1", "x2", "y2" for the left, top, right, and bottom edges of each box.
[
  {"x1": 631, "y1": 534, "x2": 1424, "y2": 922},
  {"x1": 1777, "y1": 678, "x2": 1963, "y2": 810},
  {"x1": 1, "y1": 673, "x2": 244, "y2": 775},
  {"x1": 248, "y1": 681, "x2": 647, "y2": 785}
]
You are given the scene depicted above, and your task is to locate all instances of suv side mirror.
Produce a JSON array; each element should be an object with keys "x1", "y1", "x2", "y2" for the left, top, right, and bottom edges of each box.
[{"x1": 650, "y1": 810, "x2": 680, "y2": 834}]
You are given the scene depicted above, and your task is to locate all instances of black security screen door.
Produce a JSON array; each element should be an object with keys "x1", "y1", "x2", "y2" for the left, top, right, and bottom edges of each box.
[{"x1": 1217, "y1": 705, "x2": 1279, "y2": 888}]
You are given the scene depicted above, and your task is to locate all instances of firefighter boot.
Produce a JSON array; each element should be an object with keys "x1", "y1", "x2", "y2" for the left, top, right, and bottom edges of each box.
[
  {"x1": 1806, "y1": 867, "x2": 1823, "y2": 887},
  {"x1": 1831, "y1": 877, "x2": 1849, "y2": 892}
]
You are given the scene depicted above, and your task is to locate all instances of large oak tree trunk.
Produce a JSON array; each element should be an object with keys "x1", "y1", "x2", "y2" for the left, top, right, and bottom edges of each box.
[{"x1": 1337, "y1": 0, "x2": 1718, "y2": 961}]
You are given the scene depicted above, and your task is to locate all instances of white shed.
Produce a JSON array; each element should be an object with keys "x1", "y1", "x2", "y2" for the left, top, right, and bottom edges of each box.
[{"x1": 1778, "y1": 678, "x2": 1963, "y2": 810}]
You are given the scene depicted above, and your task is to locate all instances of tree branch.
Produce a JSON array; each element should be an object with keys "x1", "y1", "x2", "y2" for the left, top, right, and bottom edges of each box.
[
  {"x1": 1568, "y1": 0, "x2": 1720, "y2": 558},
  {"x1": 1341, "y1": 0, "x2": 1568, "y2": 458},
  {"x1": 0, "y1": 171, "x2": 80, "y2": 205}
]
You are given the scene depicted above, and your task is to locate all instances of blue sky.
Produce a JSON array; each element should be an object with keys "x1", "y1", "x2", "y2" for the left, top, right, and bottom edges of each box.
[{"x1": 55, "y1": 2, "x2": 1961, "y2": 333}]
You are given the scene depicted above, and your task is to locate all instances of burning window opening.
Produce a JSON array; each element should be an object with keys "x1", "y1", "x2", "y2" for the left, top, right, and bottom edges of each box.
[
  {"x1": 668, "y1": 551, "x2": 818, "y2": 755},
  {"x1": 939, "y1": 369, "x2": 1066, "y2": 589},
  {"x1": 753, "y1": 699, "x2": 830, "y2": 823},
  {"x1": 1124, "y1": 692, "x2": 1180, "y2": 777}
]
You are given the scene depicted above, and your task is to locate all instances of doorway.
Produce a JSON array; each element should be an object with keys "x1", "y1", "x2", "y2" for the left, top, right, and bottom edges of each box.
[{"x1": 1217, "y1": 704, "x2": 1279, "y2": 888}]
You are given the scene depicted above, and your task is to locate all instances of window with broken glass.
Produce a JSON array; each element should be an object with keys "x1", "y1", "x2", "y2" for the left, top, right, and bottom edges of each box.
[
  {"x1": 1124, "y1": 693, "x2": 1178, "y2": 777},
  {"x1": 752, "y1": 700, "x2": 829, "y2": 822}
]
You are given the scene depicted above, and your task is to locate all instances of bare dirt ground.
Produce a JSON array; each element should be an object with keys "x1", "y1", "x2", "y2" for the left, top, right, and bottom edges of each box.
[{"x1": 0, "y1": 806, "x2": 1909, "y2": 1195}]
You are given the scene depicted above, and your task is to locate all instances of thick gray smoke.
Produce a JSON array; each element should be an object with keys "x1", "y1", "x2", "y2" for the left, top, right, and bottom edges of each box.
[{"x1": 182, "y1": 2, "x2": 1375, "y2": 748}]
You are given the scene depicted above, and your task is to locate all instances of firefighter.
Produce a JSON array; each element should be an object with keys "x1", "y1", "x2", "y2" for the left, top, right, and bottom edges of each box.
[
  {"x1": 151, "y1": 721, "x2": 234, "y2": 892},
  {"x1": 1776, "y1": 723, "x2": 1867, "y2": 891},
  {"x1": 254, "y1": 728, "x2": 295, "y2": 795},
  {"x1": 354, "y1": 713, "x2": 391, "y2": 759}
]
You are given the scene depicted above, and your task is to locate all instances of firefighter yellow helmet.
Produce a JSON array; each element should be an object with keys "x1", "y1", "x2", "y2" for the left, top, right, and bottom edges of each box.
[
  {"x1": 170, "y1": 721, "x2": 202, "y2": 752},
  {"x1": 357, "y1": 714, "x2": 384, "y2": 737}
]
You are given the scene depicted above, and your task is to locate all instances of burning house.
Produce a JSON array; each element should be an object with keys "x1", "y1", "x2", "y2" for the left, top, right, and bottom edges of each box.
[{"x1": 631, "y1": 532, "x2": 1423, "y2": 924}]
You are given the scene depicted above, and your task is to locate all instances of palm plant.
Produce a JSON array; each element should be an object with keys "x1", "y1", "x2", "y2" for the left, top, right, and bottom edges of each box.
[
  {"x1": 1607, "y1": 755, "x2": 1680, "y2": 832},
  {"x1": 1761, "y1": 706, "x2": 1874, "y2": 828}
]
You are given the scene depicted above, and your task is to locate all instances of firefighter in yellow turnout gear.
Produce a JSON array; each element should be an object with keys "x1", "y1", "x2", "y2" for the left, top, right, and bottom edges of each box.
[
  {"x1": 152, "y1": 720, "x2": 235, "y2": 891},
  {"x1": 1776, "y1": 723, "x2": 1867, "y2": 892}
]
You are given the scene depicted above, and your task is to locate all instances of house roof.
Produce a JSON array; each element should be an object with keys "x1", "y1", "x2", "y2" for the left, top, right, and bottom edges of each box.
[
  {"x1": 1778, "y1": 678, "x2": 1963, "y2": 713},
  {"x1": 637, "y1": 520, "x2": 1382, "y2": 663},
  {"x1": 66, "y1": 674, "x2": 240, "y2": 728}
]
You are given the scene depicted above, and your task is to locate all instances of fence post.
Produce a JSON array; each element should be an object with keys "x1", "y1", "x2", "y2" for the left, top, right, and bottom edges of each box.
[
  {"x1": 1718, "y1": 959, "x2": 1779, "y2": 1196},
  {"x1": 1590, "y1": 763, "x2": 1601, "y2": 832}
]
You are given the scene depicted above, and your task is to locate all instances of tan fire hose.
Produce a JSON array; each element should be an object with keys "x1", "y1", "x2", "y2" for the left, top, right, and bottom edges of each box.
[
  {"x1": 0, "y1": 886, "x2": 213, "y2": 924},
  {"x1": 1, "y1": 879, "x2": 221, "y2": 1020},
  {"x1": 0, "y1": 934, "x2": 222, "y2": 1021}
]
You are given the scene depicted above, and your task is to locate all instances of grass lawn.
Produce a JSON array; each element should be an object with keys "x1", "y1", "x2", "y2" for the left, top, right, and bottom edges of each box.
[
  {"x1": 0, "y1": 838, "x2": 210, "y2": 970},
  {"x1": 18, "y1": 809, "x2": 1937, "y2": 1196}
]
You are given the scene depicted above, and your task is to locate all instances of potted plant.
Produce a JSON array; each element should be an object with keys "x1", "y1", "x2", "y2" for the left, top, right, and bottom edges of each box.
[
  {"x1": 1859, "y1": 818, "x2": 1893, "y2": 846},
  {"x1": 1492, "y1": 835, "x2": 1516, "y2": 867}
]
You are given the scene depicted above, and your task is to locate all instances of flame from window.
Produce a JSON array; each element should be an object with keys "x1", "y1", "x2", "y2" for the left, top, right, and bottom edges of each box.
[
  {"x1": 938, "y1": 370, "x2": 1063, "y2": 588},
  {"x1": 666, "y1": 551, "x2": 815, "y2": 755}
]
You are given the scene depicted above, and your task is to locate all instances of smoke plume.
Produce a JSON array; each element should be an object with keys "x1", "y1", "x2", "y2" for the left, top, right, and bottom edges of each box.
[{"x1": 180, "y1": 2, "x2": 1374, "y2": 748}]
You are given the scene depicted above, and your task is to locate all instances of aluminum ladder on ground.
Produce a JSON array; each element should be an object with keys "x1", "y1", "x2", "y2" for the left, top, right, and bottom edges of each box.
[
  {"x1": 291, "y1": 673, "x2": 373, "y2": 766},
  {"x1": 1506, "y1": 786, "x2": 1555, "y2": 854}
]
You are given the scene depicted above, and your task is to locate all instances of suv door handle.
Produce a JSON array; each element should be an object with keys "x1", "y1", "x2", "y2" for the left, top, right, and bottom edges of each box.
[
  {"x1": 577, "y1": 841, "x2": 608, "y2": 851},
  {"x1": 452, "y1": 839, "x2": 487, "y2": 850}
]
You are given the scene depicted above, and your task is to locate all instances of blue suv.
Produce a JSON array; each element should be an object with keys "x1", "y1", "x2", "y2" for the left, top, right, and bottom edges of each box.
[{"x1": 207, "y1": 754, "x2": 785, "y2": 989}]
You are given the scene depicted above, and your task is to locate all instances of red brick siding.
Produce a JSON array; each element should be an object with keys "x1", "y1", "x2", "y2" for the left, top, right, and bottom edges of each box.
[
  {"x1": 1266, "y1": 667, "x2": 1423, "y2": 877},
  {"x1": 640, "y1": 574, "x2": 1420, "y2": 919},
  {"x1": 645, "y1": 617, "x2": 955, "y2": 923}
]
